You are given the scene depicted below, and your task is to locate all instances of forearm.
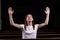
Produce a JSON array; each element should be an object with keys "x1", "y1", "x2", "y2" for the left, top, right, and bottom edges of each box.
[
  {"x1": 44, "y1": 14, "x2": 49, "y2": 25},
  {"x1": 9, "y1": 14, "x2": 14, "y2": 25}
]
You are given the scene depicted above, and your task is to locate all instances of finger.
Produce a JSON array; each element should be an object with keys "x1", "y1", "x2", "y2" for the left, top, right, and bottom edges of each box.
[
  {"x1": 8, "y1": 7, "x2": 13, "y2": 11},
  {"x1": 45, "y1": 10, "x2": 47, "y2": 13}
]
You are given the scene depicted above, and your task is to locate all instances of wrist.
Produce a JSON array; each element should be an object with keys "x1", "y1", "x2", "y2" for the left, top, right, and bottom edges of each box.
[
  {"x1": 9, "y1": 13, "x2": 13, "y2": 15},
  {"x1": 46, "y1": 13, "x2": 50, "y2": 15},
  {"x1": 9, "y1": 14, "x2": 13, "y2": 16},
  {"x1": 46, "y1": 14, "x2": 49, "y2": 16}
]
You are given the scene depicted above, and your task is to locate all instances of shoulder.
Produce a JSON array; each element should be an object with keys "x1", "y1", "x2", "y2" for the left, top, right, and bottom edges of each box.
[
  {"x1": 20, "y1": 24, "x2": 24, "y2": 28},
  {"x1": 34, "y1": 24, "x2": 39, "y2": 30},
  {"x1": 35, "y1": 24, "x2": 39, "y2": 26},
  {"x1": 20, "y1": 24, "x2": 24, "y2": 26}
]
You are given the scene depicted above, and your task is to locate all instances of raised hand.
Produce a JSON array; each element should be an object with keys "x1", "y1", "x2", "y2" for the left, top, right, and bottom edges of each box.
[
  {"x1": 45, "y1": 7, "x2": 50, "y2": 15},
  {"x1": 8, "y1": 7, "x2": 14, "y2": 14}
]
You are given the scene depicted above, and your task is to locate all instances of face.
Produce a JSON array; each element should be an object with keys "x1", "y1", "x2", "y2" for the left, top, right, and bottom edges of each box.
[{"x1": 26, "y1": 14, "x2": 34, "y2": 22}]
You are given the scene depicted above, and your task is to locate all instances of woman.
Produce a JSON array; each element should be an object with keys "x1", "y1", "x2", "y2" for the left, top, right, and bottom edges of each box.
[{"x1": 8, "y1": 6, "x2": 50, "y2": 39}]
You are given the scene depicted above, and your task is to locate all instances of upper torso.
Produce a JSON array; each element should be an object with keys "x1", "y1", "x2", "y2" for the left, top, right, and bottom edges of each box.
[{"x1": 20, "y1": 24, "x2": 39, "y2": 39}]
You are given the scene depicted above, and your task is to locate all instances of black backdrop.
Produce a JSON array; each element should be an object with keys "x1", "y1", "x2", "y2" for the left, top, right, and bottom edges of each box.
[{"x1": 1, "y1": 0, "x2": 60, "y2": 31}]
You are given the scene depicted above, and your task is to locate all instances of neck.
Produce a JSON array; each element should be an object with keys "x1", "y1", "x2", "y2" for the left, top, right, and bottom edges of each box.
[{"x1": 27, "y1": 21, "x2": 33, "y2": 26}]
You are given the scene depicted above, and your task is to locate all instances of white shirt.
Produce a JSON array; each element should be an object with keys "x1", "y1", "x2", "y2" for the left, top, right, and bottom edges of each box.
[{"x1": 20, "y1": 24, "x2": 39, "y2": 39}]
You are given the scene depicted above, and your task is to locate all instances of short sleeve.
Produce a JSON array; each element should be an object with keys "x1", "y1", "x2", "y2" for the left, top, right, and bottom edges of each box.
[
  {"x1": 20, "y1": 24, "x2": 24, "y2": 29},
  {"x1": 35, "y1": 24, "x2": 39, "y2": 30}
]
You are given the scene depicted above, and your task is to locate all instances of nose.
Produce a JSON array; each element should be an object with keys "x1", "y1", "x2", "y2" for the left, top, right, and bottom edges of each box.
[{"x1": 28, "y1": 16, "x2": 31, "y2": 19}]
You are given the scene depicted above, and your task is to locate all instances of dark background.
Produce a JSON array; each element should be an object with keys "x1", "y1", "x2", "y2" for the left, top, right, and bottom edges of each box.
[{"x1": 1, "y1": 0, "x2": 60, "y2": 31}]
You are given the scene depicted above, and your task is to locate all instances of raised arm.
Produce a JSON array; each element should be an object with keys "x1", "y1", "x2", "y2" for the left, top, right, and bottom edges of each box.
[
  {"x1": 8, "y1": 7, "x2": 24, "y2": 28},
  {"x1": 39, "y1": 7, "x2": 50, "y2": 28}
]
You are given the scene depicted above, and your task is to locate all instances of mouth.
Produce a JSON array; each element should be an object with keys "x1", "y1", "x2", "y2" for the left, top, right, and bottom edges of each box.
[{"x1": 28, "y1": 20, "x2": 32, "y2": 22}]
